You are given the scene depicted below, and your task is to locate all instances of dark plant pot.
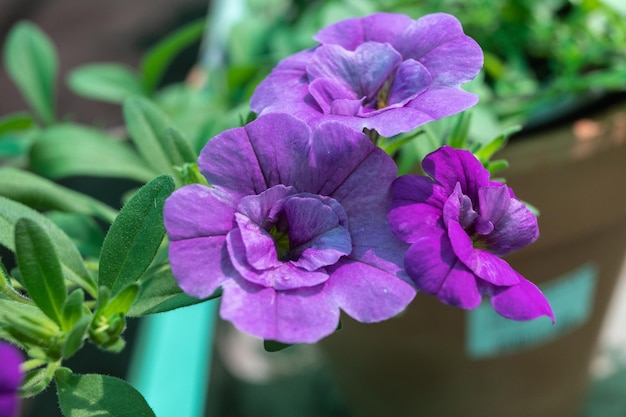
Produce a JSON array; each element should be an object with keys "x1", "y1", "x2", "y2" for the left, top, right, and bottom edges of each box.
[{"x1": 318, "y1": 101, "x2": 626, "y2": 417}]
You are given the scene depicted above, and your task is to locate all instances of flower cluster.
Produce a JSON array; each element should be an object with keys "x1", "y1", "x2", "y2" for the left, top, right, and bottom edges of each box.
[
  {"x1": 0, "y1": 343, "x2": 22, "y2": 417},
  {"x1": 165, "y1": 12, "x2": 553, "y2": 344}
]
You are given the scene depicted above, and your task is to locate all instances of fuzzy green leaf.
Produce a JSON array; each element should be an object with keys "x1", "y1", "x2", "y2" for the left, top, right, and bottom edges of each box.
[
  {"x1": 3, "y1": 21, "x2": 57, "y2": 124},
  {"x1": 15, "y1": 218, "x2": 67, "y2": 326},
  {"x1": 30, "y1": 123, "x2": 157, "y2": 182},
  {"x1": 98, "y1": 175, "x2": 174, "y2": 294},
  {"x1": 56, "y1": 369, "x2": 155, "y2": 417},
  {"x1": 68, "y1": 64, "x2": 143, "y2": 104},
  {"x1": 0, "y1": 167, "x2": 118, "y2": 223},
  {"x1": 123, "y1": 96, "x2": 177, "y2": 176},
  {"x1": 0, "y1": 196, "x2": 96, "y2": 297}
]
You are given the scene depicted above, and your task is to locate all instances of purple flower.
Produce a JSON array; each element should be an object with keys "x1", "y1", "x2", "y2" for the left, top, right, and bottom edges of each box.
[
  {"x1": 164, "y1": 113, "x2": 416, "y2": 343},
  {"x1": 250, "y1": 13, "x2": 483, "y2": 138},
  {"x1": 0, "y1": 343, "x2": 23, "y2": 417},
  {"x1": 388, "y1": 146, "x2": 554, "y2": 321}
]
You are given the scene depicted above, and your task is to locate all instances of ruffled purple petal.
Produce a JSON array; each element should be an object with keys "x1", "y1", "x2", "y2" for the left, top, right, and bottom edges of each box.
[
  {"x1": 387, "y1": 59, "x2": 431, "y2": 106},
  {"x1": 226, "y1": 228, "x2": 329, "y2": 290},
  {"x1": 169, "y1": 236, "x2": 233, "y2": 298},
  {"x1": 388, "y1": 202, "x2": 442, "y2": 243},
  {"x1": 482, "y1": 196, "x2": 540, "y2": 256},
  {"x1": 250, "y1": 50, "x2": 320, "y2": 120},
  {"x1": 406, "y1": 87, "x2": 479, "y2": 125},
  {"x1": 396, "y1": 14, "x2": 483, "y2": 84},
  {"x1": 404, "y1": 229, "x2": 481, "y2": 309},
  {"x1": 421, "y1": 145, "x2": 489, "y2": 198},
  {"x1": 308, "y1": 78, "x2": 359, "y2": 114},
  {"x1": 219, "y1": 279, "x2": 340, "y2": 344},
  {"x1": 313, "y1": 12, "x2": 414, "y2": 50},
  {"x1": 307, "y1": 43, "x2": 402, "y2": 101},
  {"x1": 487, "y1": 276, "x2": 555, "y2": 322},
  {"x1": 326, "y1": 259, "x2": 415, "y2": 322},
  {"x1": 164, "y1": 185, "x2": 237, "y2": 241},
  {"x1": 447, "y1": 220, "x2": 519, "y2": 286}
]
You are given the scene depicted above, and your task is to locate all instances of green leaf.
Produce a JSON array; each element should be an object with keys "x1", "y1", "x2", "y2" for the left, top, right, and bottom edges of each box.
[
  {"x1": 62, "y1": 314, "x2": 91, "y2": 359},
  {"x1": 140, "y1": 19, "x2": 206, "y2": 95},
  {"x1": 15, "y1": 218, "x2": 67, "y2": 326},
  {"x1": 30, "y1": 123, "x2": 157, "y2": 182},
  {"x1": 98, "y1": 175, "x2": 174, "y2": 294},
  {"x1": 55, "y1": 369, "x2": 156, "y2": 417},
  {"x1": 160, "y1": 126, "x2": 197, "y2": 167},
  {"x1": 123, "y1": 96, "x2": 178, "y2": 176},
  {"x1": 3, "y1": 21, "x2": 57, "y2": 124},
  {"x1": 0, "y1": 112, "x2": 35, "y2": 135},
  {"x1": 21, "y1": 363, "x2": 58, "y2": 397},
  {"x1": 0, "y1": 196, "x2": 96, "y2": 297},
  {"x1": 67, "y1": 64, "x2": 143, "y2": 104},
  {"x1": 128, "y1": 263, "x2": 213, "y2": 316},
  {"x1": 0, "y1": 167, "x2": 118, "y2": 223},
  {"x1": 62, "y1": 289, "x2": 85, "y2": 330}
]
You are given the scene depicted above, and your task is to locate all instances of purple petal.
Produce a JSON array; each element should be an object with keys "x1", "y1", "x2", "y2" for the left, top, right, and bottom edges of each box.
[
  {"x1": 219, "y1": 279, "x2": 340, "y2": 344},
  {"x1": 387, "y1": 59, "x2": 431, "y2": 106},
  {"x1": 307, "y1": 43, "x2": 402, "y2": 100},
  {"x1": 347, "y1": 106, "x2": 441, "y2": 137},
  {"x1": 0, "y1": 343, "x2": 22, "y2": 393},
  {"x1": 282, "y1": 194, "x2": 351, "y2": 269},
  {"x1": 308, "y1": 78, "x2": 359, "y2": 114},
  {"x1": 326, "y1": 259, "x2": 415, "y2": 322},
  {"x1": 388, "y1": 202, "x2": 442, "y2": 244},
  {"x1": 226, "y1": 228, "x2": 329, "y2": 290},
  {"x1": 169, "y1": 236, "x2": 232, "y2": 298},
  {"x1": 164, "y1": 184, "x2": 237, "y2": 241},
  {"x1": 200, "y1": 114, "x2": 313, "y2": 196},
  {"x1": 391, "y1": 174, "x2": 446, "y2": 208},
  {"x1": 481, "y1": 197, "x2": 540, "y2": 256},
  {"x1": 406, "y1": 87, "x2": 479, "y2": 124},
  {"x1": 421, "y1": 146, "x2": 490, "y2": 198},
  {"x1": 487, "y1": 276, "x2": 555, "y2": 322},
  {"x1": 396, "y1": 13, "x2": 483, "y2": 86},
  {"x1": 250, "y1": 50, "x2": 321, "y2": 121},
  {"x1": 313, "y1": 12, "x2": 414, "y2": 50},
  {"x1": 0, "y1": 395, "x2": 20, "y2": 417},
  {"x1": 447, "y1": 220, "x2": 520, "y2": 286},
  {"x1": 404, "y1": 230, "x2": 482, "y2": 309}
]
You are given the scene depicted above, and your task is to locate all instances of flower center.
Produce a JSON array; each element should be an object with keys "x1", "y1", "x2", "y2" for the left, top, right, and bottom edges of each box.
[
  {"x1": 269, "y1": 223, "x2": 293, "y2": 262},
  {"x1": 375, "y1": 77, "x2": 393, "y2": 109}
]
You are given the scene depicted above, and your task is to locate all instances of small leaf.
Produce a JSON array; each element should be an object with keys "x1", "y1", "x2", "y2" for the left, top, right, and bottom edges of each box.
[
  {"x1": 62, "y1": 314, "x2": 91, "y2": 360},
  {"x1": 0, "y1": 167, "x2": 118, "y2": 223},
  {"x1": 30, "y1": 123, "x2": 157, "y2": 182},
  {"x1": 3, "y1": 21, "x2": 57, "y2": 124},
  {"x1": 68, "y1": 64, "x2": 143, "y2": 104},
  {"x1": 0, "y1": 196, "x2": 96, "y2": 297},
  {"x1": 55, "y1": 369, "x2": 156, "y2": 417},
  {"x1": 21, "y1": 363, "x2": 57, "y2": 398},
  {"x1": 100, "y1": 284, "x2": 139, "y2": 317},
  {"x1": 62, "y1": 289, "x2": 85, "y2": 330},
  {"x1": 140, "y1": 19, "x2": 206, "y2": 94},
  {"x1": 0, "y1": 112, "x2": 35, "y2": 135},
  {"x1": 160, "y1": 126, "x2": 197, "y2": 167},
  {"x1": 15, "y1": 218, "x2": 67, "y2": 326},
  {"x1": 123, "y1": 96, "x2": 178, "y2": 175},
  {"x1": 98, "y1": 175, "x2": 174, "y2": 294}
]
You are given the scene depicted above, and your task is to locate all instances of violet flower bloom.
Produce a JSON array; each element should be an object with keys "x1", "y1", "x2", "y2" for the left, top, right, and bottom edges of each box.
[
  {"x1": 388, "y1": 146, "x2": 554, "y2": 321},
  {"x1": 164, "y1": 113, "x2": 416, "y2": 343},
  {"x1": 251, "y1": 13, "x2": 483, "y2": 138},
  {"x1": 0, "y1": 343, "x2": 23, "y2": 417}
]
